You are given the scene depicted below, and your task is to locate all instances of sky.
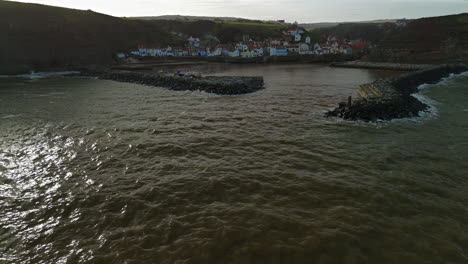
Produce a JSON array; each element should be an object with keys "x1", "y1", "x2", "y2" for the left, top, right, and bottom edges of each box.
[{"x1": 10, "y1": 0, "x2": 468, "y2": 22}]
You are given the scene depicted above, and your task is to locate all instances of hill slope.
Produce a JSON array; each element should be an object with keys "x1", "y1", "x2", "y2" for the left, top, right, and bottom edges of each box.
[
  {"x1": 314, "y1": 23, "x2": 387, "y2": 43},
  {"x1": 310, "y1": 13, "x2": 468, "y2": 63},
  {"x1": 131, "y1": 15, "x2": 258, "y2": 23},
  {"x1": 0, "y1": 1, "x2": 182, "y2": 74},
  {"x1": 369, "y1": 13, "x2": 468, "y2": 63},
  {"x1": 149, "y1": 20, "x2": 286, "y2": 43}
]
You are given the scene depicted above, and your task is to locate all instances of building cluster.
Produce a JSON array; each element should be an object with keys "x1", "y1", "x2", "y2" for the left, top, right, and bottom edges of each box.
[{"x1": 123, "y1": 27, "x2": 368, "y2": 59}]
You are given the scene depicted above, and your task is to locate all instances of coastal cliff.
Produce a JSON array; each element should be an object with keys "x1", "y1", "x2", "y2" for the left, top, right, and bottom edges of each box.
[
  {"x1": 327, "y1": 64, "x2": 468, "y2": 121},
  {"x1": 0, "y1": 1, "x2": 183, "y2": 75}
]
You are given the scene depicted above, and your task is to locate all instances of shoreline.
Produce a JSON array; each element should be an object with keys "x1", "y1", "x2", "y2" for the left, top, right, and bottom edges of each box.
[
  {"x1": 326, "y1": 64, "x2": 468, "y2": 121},
  {"x1": 0, "y1": 57, "x2": 433, "y2": 75},
  {"x1": 330, "y1": 61, "x2": 434, "y2": 71},
  {"x1": 0, "y1": 56, "x2": 355, "y2": 75},
  {"x1": 110, "y1": 55, "x2": 359, "y2": 71}
]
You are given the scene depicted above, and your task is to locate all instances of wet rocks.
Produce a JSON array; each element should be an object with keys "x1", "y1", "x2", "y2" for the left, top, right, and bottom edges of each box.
[
  {"x1": 82, "y1": 70, "x2": 264, "y2": 95},
  {"x1": 327, "y1": 64, "x2": 468, "y2": 121}
]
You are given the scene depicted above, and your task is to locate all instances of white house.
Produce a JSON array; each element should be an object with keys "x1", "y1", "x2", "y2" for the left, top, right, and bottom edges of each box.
[
  {"x1": 208, "y1": 47, "x2": 223, "y2": 57},
  {"x1": 285, "y1": 28, "x2": 303, "y2": 36},
  {"x1": 294, "y1": 34, "x2": 302, "y2": 42},
  {"x1": 339, "y1": 45, "x2": 353, "y2": 55},
  {"x1": 188, "y1": 36, "x2": 201, "y2": 48},
  {"x1": 174, "y1": 49, "x2": 189, "y2": 57},
  {"x1": 228, "y1": 49, "x2": 240, "y2": 57},
  {"x1": 269, "y1": 47, "x2": 277, "y2": 56},
  {"x1": 313, "y1": 43, "x2": 323, "y2": 55},
  {"x1": 299, "y1": 43, "x2": 313, "y2": 55},
  {"x1": 330, "y1": 42, "x2": 340, "y2": 54},
  {"x1": 285, "y1": 28, "x2": 297, "y2": 36},
  {"x1": 256, "y1": 47, "x2": 264, "y2": 57},
  {"x1": 305, "y1": 37, "x2": 311, "y2": 44},
  {"x1": 138, "y1": 47, "x2": 147, "y2": 56},
  {"x1": 240, "y1": 50, "x2": 254, "y2": 58},
  {"x1": 161, "y1": 46, "x2": 172, "y2": 56}
]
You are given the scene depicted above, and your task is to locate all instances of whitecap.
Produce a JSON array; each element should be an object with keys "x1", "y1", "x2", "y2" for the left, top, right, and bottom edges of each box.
[
  {"x1": 363, "y1": 71, "x2": 468, "y2": 126},
  {"x1": 393, "y1": 70, "x2": 468, "y2": 123},
  {"x1": 0, "y1": 71, "x2": 80, "y2": 80},
  {"x1": 0, "y1": 114, "x2": 21, "y2": 119}
]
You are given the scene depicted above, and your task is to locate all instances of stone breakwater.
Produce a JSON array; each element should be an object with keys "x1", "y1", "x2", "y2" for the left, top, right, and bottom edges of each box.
[
  {"x1": 327, "y1": 64, "x2": 468, "y2": 121},
  {"x1": 331, "y1": 61, "x2": 434, "y2": 71},
  {"x1": 82, "y1": 70, "x2": 264, "y2": 95}
]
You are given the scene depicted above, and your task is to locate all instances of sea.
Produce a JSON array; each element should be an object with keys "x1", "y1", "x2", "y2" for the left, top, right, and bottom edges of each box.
[{"x1": 0, "y1": 64, "x2": 467, "y2": 264}]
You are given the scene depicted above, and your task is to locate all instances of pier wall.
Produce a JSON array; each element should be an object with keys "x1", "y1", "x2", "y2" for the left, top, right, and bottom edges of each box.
[
  {"x1": 327, "y1": 64, "x2": 468, "y2": 121},
  {"x1": 83, "y1": 71, "x2": 264, "y2": 95}
]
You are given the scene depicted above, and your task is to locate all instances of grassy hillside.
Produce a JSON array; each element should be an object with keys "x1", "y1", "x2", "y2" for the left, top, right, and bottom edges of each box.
[
  {"x1": 130, "y1": 15, "x2": 259, "y2": 23},
  {"x1": 369, "y1": 13, "x2": 468, "y2": 63},
  {"x1": 314, "y1": 23, "x2": 387, "y2": 43},
  {"x1": 144, "y1": 20, "x2": 287, "y2": 43},
  {"x1": 0, "y1": 1, "x2": 183, "y2": 74},
  {"x1": 310, "y1": 13, "x2": 468, "y2": 63},
  {"x1": 378, "y1": 13, "x2": 468, "y2": 50}
]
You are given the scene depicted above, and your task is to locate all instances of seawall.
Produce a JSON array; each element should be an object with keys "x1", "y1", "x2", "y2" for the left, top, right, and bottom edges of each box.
[
  {"x1": 330, "y1": 61, "x2": 434, "y2": 71},
  {"x1": 82, "y1": 70, "x2": 264, "y2": 95},
  {"x1": 326, "y1": 64, "x2": 468, "y2": 121}
]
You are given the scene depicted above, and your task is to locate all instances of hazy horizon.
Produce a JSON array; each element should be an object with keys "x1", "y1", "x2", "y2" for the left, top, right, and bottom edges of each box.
[{"x1": 9, "y1": 0, "x2": 468, "y2": 23}]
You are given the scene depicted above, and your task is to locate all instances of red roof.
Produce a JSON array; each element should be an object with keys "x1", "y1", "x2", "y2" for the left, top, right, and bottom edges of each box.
[{"x1": 351, "y1": 41, "x2": 367, "y2": 50}]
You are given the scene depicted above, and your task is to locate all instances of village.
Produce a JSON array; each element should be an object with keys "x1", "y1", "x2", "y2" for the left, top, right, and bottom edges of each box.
[{"x1": 120, "y1": 25, "x2": 369, "y2": 60}]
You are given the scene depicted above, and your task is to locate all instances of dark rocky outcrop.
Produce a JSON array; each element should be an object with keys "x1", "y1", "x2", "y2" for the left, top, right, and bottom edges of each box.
[
  {"x1": 327, "y1": 64, "x2": 468, "y2": 121},
  {"x1": 82, "y1": 70, "x2": 264, "y2": 95}
]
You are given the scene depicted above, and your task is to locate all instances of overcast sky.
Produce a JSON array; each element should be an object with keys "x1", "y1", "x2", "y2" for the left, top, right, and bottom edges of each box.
[{"x1": 10, "y1": 0, "x2": 468, "y2": 22}]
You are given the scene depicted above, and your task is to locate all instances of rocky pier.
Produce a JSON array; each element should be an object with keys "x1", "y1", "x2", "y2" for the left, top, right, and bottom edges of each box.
[
  {"x1": 327, "y1": 64, "x2": 468, "y2": 121},
  {"x1": 82, "y1": 70, "x2": 264, "y2": 95}
]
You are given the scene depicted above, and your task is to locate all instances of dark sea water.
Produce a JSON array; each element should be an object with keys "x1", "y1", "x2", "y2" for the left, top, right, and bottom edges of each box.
[{"x1": 0, "y1": 64, "x2": 467, "y2": 264}]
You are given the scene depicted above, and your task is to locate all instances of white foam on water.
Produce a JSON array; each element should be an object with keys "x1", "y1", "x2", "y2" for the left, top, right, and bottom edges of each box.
[
  {"x1": 0, "y1": 114, "x2": 21, "y2": 119},
  {"x1": 361, "y1": 70, "x2": 468, "y2": 127},
  {"x1": 0, "y1": 71, "x2": 80, "y2": 80},
  {"x1": 393, "y1": 70, "x2": 468, "y2": 124}
]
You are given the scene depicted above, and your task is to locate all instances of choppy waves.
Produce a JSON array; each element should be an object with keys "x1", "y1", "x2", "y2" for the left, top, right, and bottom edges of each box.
[
  {"x1": 1, "y1": 65, "x2": 467, "y2": 263},
  {"x1": 391, "y1": 70, "x2": 468, "y2": 124}
]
